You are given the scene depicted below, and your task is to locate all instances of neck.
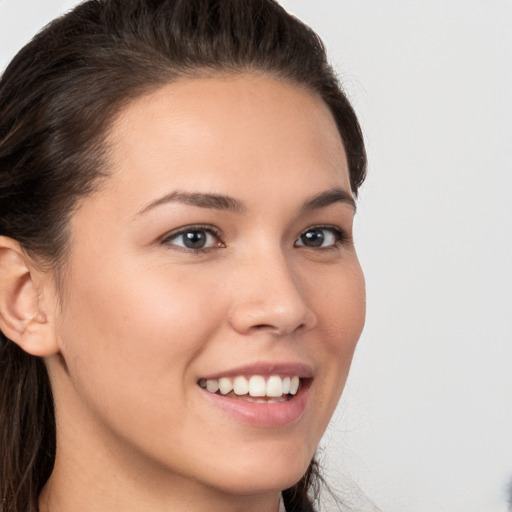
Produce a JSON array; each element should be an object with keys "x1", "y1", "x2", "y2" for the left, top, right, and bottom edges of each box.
[{"x1": 40, "y1": 459, "x2": 282, "y2": 512}]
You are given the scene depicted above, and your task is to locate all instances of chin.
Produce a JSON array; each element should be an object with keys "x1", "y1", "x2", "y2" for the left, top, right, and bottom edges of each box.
[
  {"x1": 204, "y1": 448, "x2": 313, "y2": 497},
  {"x1": 216, "y1": 471, "x2": 308, "y2": 497}
]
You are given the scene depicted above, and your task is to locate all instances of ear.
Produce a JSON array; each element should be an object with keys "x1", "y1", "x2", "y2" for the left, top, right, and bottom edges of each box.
[{"x1": 0, "y1": 236, "x2": 59, "y2": 357}]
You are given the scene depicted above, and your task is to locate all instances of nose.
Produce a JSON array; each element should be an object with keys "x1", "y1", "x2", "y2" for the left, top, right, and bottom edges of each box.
[{"x1": 227, "y1": 251, "x2": 317, "y2": 337}]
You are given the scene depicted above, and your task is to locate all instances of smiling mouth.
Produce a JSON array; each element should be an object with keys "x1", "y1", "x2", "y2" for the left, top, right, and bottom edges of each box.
[{"x1": 198, "y1": 375, "x2": 302, "y2": 403}]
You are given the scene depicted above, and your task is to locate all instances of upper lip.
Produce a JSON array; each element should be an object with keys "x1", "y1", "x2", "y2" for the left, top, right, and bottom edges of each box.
[{"x1": 199, "y1": 361, "x2": 314, "y2": 381}]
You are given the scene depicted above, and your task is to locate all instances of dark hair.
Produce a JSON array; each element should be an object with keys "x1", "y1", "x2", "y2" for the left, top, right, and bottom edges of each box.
[{"x1": 0, "y1": 1, "x2": 366, "y2": 510}]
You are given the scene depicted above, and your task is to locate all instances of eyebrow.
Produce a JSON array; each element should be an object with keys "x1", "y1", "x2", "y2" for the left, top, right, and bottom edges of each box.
[
  {"x1": 136, "y1": 187, "x2": 355, "y2": 217},
  {"x1": 136, "y1": 190, "x2": 247, "y2": 216},
  {"x1": 301, "y1": 188, "x2": 357, "y2": 213}
]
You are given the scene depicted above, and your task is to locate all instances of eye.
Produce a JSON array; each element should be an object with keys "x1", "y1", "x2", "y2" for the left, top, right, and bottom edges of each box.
[
  {"x1": 161, "y1": 226, "x2": 223, "y2": 251},
  {"x1": 294, "y1": 226, "x2": 346, "y2": 248}
]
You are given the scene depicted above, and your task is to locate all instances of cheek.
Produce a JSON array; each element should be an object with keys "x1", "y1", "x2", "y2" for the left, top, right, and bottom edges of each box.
[
  {"x1": 314, "y1": 261, "x2": 366, "y2": 353},
  {"x1": 309, "y1": 262, "x2": 365, "y2": 412},
  {"x1": 53, "y1": 261, "x2": 232, "y2": 464},
  {"x1": 57, "y1": 261, "x2": 224, "y2": 401}
]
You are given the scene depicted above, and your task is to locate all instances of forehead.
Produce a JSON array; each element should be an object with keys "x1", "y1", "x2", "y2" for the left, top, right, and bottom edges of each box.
[{"x1": 101, "y1": 73, "x2": 350, "y2": 207}]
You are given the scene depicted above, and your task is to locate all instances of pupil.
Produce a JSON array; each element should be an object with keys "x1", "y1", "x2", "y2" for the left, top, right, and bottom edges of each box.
[
  {"x1": 184, "y1": 231, "x2": 206, "y2": 249},
  {"x1": 302, "y1": 229, "x2": 324, "y2": 247}
]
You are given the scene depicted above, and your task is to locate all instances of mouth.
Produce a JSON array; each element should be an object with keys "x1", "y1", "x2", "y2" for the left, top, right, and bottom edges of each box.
[
  {"x1": 197, "y1": 363, "x2": 313, "y2": 426},
  {"x1": 198, "y1": 375, "x2": 302, "y2": 404}
]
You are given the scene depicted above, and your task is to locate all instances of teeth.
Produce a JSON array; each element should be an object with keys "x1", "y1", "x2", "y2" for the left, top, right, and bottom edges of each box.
[
  {"x1": 249, "y1": 375, "x2": 266, "y2": 397},
  {"x1": 218, "y1": 377, "x2": 233, "y2": 395},
  {"x1": 200, "y1": 375, "x2": 302, "y2": 398},
  {"x1": 206, "y1": 379, "x2": 219, "y2": 393},
  {"x1": 290, "y1": 376, "x2": 300, "y2": 395},
  {"x1": 266, "y1": 375, "x2": 283, "y2": 397},
  {"x1": 282, "y1": 377, "x2": 291, "y2": 394},
  {"x1": 233, "y1": 376, "x2": 249, "y2": 395},
  {"x1": 244, "y1": 396, "x2": 288, "y2": 403}
]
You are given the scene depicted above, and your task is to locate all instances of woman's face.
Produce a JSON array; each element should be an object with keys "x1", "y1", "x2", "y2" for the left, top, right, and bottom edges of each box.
[{"x1": 48, "y1": 74, "x2": 365, "y2": 499}]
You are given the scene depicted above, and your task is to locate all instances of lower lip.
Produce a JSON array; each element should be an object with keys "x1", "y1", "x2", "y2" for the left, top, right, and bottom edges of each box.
[{"x1": 200, "y1": 381, "x2": 311, "y2": 427}]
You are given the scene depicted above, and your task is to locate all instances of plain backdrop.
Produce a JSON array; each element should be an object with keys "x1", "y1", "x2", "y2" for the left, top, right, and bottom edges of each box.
[{"x1": 1, "y1": 1, "x2": 511, "y2": 511}]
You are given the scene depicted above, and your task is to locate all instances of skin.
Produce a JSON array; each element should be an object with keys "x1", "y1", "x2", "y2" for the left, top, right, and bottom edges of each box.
[{"x1": 29, "y1": 74, "x2": 366, "y2": 512}]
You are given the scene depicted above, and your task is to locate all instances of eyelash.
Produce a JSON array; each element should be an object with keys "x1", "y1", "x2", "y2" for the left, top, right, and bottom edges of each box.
[
  {"x1": 294, "y1": 225, "x2": 350, "y2": 250},
  {"x1": 160, "y1": 224, "x2": 224, "y2": 253},
  {"x1": 160, "y1": 224, "x2": 350, "y2": 253}
]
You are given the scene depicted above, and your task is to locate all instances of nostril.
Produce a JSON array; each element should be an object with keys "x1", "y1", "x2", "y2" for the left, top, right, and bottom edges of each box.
[
  {"x1": 227, "y1": 297, "x2": 316, "y2": 336},
  {"x1": 252, "y1": 321, "x2": 307, "y2": 336}
]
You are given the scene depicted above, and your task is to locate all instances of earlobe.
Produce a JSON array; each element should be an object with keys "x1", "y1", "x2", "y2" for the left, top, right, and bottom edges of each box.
[{"x1": 0, "y1": 236, "x2": 59, "y2": 357}]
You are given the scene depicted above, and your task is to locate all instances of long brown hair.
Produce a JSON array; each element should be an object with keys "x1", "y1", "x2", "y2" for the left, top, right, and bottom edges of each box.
[{"x1": 0, "y1": 1, "x2": 366, "y2": 510}]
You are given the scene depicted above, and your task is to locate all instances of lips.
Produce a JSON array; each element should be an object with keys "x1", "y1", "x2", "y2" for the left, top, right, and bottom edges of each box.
[
  {"x1": 197, "y1": 363, "x2": 312, "y2": 426},
  {"x1": 198, "y1": 374, "x2": 301, "y2": 402}
]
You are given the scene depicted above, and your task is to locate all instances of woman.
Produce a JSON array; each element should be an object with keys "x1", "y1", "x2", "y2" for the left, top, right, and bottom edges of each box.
[{"x1": 0, "y1": 0, "x2": 367, "y2": 511}]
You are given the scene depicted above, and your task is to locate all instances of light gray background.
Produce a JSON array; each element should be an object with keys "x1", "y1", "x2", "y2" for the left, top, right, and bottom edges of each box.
[{"x1": 1, "y1": 1, "x2": 511, "y2": 511}]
